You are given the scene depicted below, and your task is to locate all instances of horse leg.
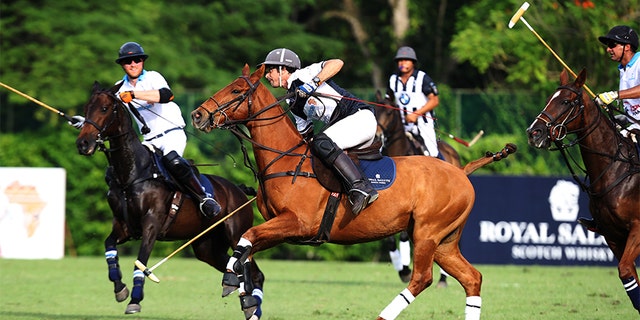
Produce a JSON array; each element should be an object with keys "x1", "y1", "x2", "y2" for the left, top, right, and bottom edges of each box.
[
  {"x1": 105, "y1": 232, "x2": 128, "y2": 303},
  {"x1": 125, "y1": 216, "x2": 159, "y2": 314},
  {"x1": 617, "y1": 222, "x2": 640, "y2": 313},
  {"x1": 434, "y1": 235, "x2": 482, "y2": 320},
  {"x1": 222, "y1": 238, "x2": 264, "y2": 319},
  {"x1": 386, "y1": 232, "x2": 412, "y2": 283},
  {"x1": 377, "y1": 237, "x2": 437, "y2": 320}
]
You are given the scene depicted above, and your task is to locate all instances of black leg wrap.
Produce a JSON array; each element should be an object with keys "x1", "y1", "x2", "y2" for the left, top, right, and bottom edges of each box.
[
  {"x1": 232, "y1": 245, "x2": 252, "y2": 274},
  {"x1": 240, "y1": 294, "x2": 260, "y2": 309},
  {"x1": 242, "y1": 261, "x2": 254, "y2": 293}
]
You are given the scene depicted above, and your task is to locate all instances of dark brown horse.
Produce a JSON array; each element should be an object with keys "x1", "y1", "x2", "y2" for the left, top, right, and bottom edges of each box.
[
  {"x1": 374, "y1": 90, "x2": 461, "y2": 284},
  {"x1": 75, "y1": 82, "x2": 264, "y2": 318},
  {"x1": 191, "y1": 64, "x2": 516, "y2": 320},
  {"x1": 527, "y1": 69, "x2": 640, "y2": 313},
  {"x1": 374, "y1": 90, "x2": 461, "y2": 167}
]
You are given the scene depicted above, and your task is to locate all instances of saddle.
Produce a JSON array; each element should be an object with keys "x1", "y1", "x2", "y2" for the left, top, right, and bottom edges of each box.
[{"x1": 312, "y1": 137, "x2": 385, "y2": 192}]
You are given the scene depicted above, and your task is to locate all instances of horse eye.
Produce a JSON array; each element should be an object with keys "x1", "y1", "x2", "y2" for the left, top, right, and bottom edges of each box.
[
  {"x1": 231, "y1": 89, "x2": 241, "y2": 94},
  {"x1": 102, "y1": 106, "x2": 108, "y2": 112},
  {"x1": 562, "y1": 99, "x2": 571, "y2": 105}
]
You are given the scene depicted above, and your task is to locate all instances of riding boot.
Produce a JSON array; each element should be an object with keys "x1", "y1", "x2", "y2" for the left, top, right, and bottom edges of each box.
[
  {"x1": 163, "y1": 151, "x2": 221, "y2": 219},
  {"x1": 332, "y1": 152, "x2": 378, "y2": 215}
]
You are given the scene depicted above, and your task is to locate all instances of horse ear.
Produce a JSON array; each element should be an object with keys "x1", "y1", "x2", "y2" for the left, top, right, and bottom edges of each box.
[
  {"x1": 110, "y1": 81, "x2": 124, "y2": 95},
  {"x1": 92, "y1": 81, "x2": 101, "y2": 93},
  {"x1": 375, "y1": 90, "x2": 382, "y2": 102},
  {"x1": 560, "y1": 69, "x2": 569, "y2": 85},
  {"x1": 574, "y1": 68, "x2": 587, "y2": 89},
  {"x1": 242, "y1": 64, "x2": 250, "y2": 77}
]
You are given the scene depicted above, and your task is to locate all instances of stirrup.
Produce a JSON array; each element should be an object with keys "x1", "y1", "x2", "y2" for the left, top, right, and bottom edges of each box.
[
  {"x1": 348, "y1": 188, "x2": 378, "y2": 215},
  {"x1": 200, "y1": 197, "x2": 221, "y2": 219}
]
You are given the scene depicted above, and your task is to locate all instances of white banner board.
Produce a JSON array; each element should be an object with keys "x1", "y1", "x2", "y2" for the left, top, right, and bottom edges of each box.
[{"x1": 0, "y1": 167, "x2": 66, "y2": 259}]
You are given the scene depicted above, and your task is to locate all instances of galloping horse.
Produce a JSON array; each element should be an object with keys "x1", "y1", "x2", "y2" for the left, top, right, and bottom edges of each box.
[
  {"x1": 374, "y1": 90, "x2": 461, "y2": 167},
  {"x1": 374, "y1": 90, "x2": 461, "y2": 284},
  {"x1": 527, "y1": 69, "x2": 640, "y2": 313},
  {"x1": 75, "y1": 82, "x2": 264, "y2": 318},
  {"x1": 191, "y1": 64, "x2": 516, "y2": 320}
]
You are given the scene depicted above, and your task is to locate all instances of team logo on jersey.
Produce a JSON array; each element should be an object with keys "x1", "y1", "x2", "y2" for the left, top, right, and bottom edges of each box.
[{"x1": 399, "y1": 93, "x2": 411, "y2": 105}]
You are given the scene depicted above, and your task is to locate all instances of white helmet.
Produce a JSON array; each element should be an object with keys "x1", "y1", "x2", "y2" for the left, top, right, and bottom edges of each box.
[{"x1": 261, "y1": 48, "x2": 301, "y2": 69}]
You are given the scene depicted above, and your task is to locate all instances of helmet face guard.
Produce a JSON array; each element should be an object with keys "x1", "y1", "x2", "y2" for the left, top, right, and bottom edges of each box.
[
  {"x1": 116, "y1": 42, "x2": 149, "y2": 64},
  {"x1": 598, "y1": 26, "x2": 638, "y2": 51},
  {"x1": 260, "y1": 48, "x2": 301, "y2": 69}
]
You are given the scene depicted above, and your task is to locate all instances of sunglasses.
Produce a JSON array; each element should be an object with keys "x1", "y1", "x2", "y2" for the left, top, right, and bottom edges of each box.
[
  {"x1": 606, "y1": 42, "x2": 621, "y2": 49},
  {"x1": 120, "y1": 57, "x2": 144, "y2": 65}
]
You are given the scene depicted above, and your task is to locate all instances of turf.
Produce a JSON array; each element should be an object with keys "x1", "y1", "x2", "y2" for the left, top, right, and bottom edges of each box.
[{"x1": 0, "y1": 257, "x2": 636, "y2": 319}]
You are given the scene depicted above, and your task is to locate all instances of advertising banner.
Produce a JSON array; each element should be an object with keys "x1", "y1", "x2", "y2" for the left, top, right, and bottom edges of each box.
[
  {"x1": 0, "y1": 167, "x2": 66, "y2": 259},
  {"x1": 460, "y1": 176, "x2": 619, "y2": 266}
]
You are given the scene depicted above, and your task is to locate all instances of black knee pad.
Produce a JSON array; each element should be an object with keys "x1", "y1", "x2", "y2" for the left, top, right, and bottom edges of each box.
[
  {"x1": 311, "y1": 133, "x2": 343, "y2": 163},
  {"x1": 162, "y1": 151, "x2": 192, "y2": 179}
]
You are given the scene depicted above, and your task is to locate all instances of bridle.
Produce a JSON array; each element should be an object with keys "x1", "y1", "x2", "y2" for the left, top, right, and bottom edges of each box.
[
  {"x1": 534, "y1": 85, "x2": 638, "y2": 197},
  {"x1": 82, "y1": 91, "x2": 130, "y2": 152}
]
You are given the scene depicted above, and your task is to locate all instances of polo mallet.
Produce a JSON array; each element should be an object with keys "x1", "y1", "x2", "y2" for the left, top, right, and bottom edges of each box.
[
  {"x1": 436, "y1": 128, "x2": 484, "y2": 147},
  {"x1": 508, "y1": 2, "x2": 595, "y2": 98},
  {"x1": 0, "y1": 81, "x2": 80, "y2": 123},
  {"x1": 134, "y1": 196, "x2": 257, "y2": 283}
]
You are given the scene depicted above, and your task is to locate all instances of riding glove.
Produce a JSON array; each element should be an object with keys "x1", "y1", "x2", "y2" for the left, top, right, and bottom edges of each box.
[
  {"x1": 68, "y1": 115, "x2": 85, "y2": 129},
  {"x1": 296, "y1": 82, "x2": 317, "y2": 98},
  {"x1": 595, "y1": 91, "x2": 618, "y2": 107},
  {"x1": 119, "y1": 91, "x2": 135, "y2": 103}
]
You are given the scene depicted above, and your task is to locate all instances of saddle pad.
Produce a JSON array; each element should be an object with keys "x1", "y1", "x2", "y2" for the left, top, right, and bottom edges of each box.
[{"x1": 360, "y1": 156, "x2": 396, "y2": 190}]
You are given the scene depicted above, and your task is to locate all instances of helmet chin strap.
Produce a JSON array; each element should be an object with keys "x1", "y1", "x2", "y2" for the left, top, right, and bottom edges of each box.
[{"x1": 278, "y1": 66, "x2": 283, "y2": 88}]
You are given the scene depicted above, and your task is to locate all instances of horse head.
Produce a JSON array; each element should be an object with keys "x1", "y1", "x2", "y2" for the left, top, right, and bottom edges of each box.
[
  {"x1": 76, "y1": 81, "x2": 126, "y2": 155},
  {"x1": 527, "y1": 68, "x2": 591, "y2": 149},
  {"x1": 192, "y1": 64, "x2": 268, "y2": 132}
]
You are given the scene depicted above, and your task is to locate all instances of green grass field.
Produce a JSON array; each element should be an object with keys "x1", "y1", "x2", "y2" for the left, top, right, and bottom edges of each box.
[{"x1": 0, "y1": 257, "x2": 635, "y2": 319}]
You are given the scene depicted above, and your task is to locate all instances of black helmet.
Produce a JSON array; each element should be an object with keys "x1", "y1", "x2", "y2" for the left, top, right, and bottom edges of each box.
[
  {"x1": 598, "y1": 25, "x2": 638, "y2": 51},
  {"x1": 260, "y1": 48, "x2": 301, "y2": 69},
  {"x1": 394, "y1": 46, "x2": 418, "y2": 62},
  {"x1": 115, "y1": 42, "x2": 149, "y2": 64}
]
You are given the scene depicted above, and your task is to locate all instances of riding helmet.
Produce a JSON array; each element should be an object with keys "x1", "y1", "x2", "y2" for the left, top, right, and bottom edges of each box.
[
  {"x1": 115, "y1": 42, "x2": 149, "y2": 64},
  {"x1": 394, "y1": 46, "x2": 418, "y2": 62},
  {"x1": 260, "y1": 48, "x2": 301, "y2": 69},
  {"x1": 598, "y1": 26, "x2": 638, "y2": 51}
]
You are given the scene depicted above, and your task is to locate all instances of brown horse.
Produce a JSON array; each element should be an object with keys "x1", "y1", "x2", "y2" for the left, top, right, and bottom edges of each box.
[
  {"x1": 374, "y1": 90, "x2": 461, "y2": 284},
  {"x1": 374, "y1": 90, "x2": 461, "y2": 167},
  {"x1": 527, "y1": 68, "x2": 640, "y2": 313},
  {"x1": 75, "y1": 82, "x2": 264, "y2": 318},
  {"x1": 191, "y1": 64, "x2": 516, "y2": 320}
]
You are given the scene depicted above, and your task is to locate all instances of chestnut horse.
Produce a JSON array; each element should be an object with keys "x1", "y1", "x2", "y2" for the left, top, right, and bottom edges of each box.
[
  {"x1": 192, "y1": 64, "x2": 516, "y2": 320},
  {"x1": 527, "y1": 69, "x2": 640, "y2": 313},
  {"x1": 75, "y1": 82, "x2": 264, "y2": 318}
]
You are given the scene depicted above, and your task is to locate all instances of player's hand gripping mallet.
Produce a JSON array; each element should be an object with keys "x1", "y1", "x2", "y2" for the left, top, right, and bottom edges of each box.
[
  {"x1": 134, "y1": 197, "x2": 257, "y2": 283},
  {"x1": 508, "y1": 2, "x2": 595, "y2": 98}
]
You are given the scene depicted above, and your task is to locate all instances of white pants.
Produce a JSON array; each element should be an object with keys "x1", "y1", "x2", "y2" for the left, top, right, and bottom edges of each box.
[
  {"x1": 145, "y1": 129, "x2": 187, "y2": 156},
  {"x1": 405, "y1": 117, "x2": 438, "y2": 157},
  {"x1": 324, "y1": 109, "x2": 377, "y2": 150}
]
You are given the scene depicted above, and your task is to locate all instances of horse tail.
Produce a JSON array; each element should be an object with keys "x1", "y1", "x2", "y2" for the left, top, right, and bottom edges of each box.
[{"x1": 462, "y1": 143, "x2": 517, "y2": 176}]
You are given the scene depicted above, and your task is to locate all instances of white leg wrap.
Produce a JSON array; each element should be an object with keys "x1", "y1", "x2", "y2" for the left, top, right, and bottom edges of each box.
[
  {"x1": 252, "y1": 288, "x2": 264, "y2": 300},
  {"x1": 399, "y1": 240, "x2": 411, "y2": 266},
  {"x1": 439, "y1": 267, "x2": 450, "y2": 277},
  {"x1": 465, "y1": 296, "x2": 482, "y2": 320},
  {"x1": 133, "y1": 269, "x2": 144, "y2": 279},
  {"x1": 226, "y1": 238, "x2": 253, "y2": 270},
  {"x1": 379, "y1": 288, "x2": 415, "y2": 320},
  {"x1": 389, "y1": 249, "x2": 403, "y2": 271},
  {"x1": 105, "y1": 250, "x2": 117, "y2": 259}
]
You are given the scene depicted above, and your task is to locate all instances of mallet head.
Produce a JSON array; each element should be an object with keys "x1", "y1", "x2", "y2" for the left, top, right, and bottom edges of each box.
[
  {"x1": 508, "y1": 2, "x2": 530, "y2": 29},
  {"x1": 134, "y1": 259, "x2": 160, "y2": 283}
]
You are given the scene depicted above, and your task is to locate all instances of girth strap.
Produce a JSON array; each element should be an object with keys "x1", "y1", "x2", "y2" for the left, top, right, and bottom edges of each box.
[
  {"x1": 158, "y1": 191, "x2": 184, "y2": 238},
  {"x1": 298, "y1": 192, "x2": 342, "y2": 245}
]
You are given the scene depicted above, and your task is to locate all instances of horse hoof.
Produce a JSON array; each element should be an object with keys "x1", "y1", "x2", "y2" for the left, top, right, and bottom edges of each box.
[
  {"x1": 222, "y1": 271, "x2": 240, "y2": 297},
  {"x1": 398, "y1": 266, "x2": 411, "y2": 283},
  {"x1": 125, "y1": 303, "x2": 141, "y2": 314},
  {"x1": 115, "y1": 286, "x2": 129, "y2": 302},
  {"x1": 437, "y1": 280, "x2": 448, "y2": 288},
  {"x1": 243, "y1": 306, "x2": 258, "y2": 320}
]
